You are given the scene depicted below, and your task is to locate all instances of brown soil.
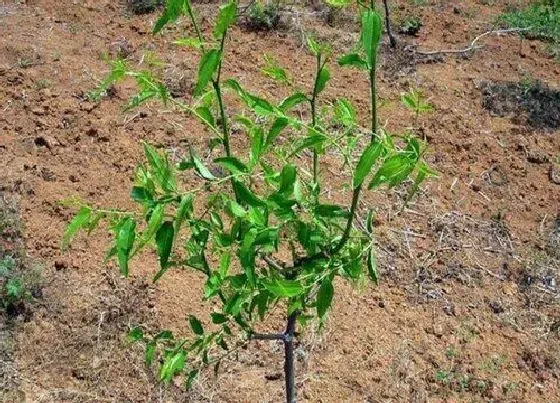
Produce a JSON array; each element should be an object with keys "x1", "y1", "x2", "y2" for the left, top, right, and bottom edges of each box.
[{"x1": 1, "y1": 0, "x2": 559, "y2": 402}]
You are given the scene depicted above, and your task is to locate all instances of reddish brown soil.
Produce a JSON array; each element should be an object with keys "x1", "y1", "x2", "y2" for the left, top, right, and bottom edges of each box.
[{"x1": 1, "y1": 0, "x2": 559, "y2": 402}]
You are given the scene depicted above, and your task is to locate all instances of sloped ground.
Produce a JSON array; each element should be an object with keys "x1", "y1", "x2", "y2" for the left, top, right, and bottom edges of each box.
[{"x1": 1, "y1": 0, "x2": 559, "y2": 401}]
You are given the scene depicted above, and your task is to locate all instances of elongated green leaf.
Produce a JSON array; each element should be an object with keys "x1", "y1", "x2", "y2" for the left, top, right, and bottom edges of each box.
[
  {"x1": 353, "y1": 142, "x2": 383, "y2": 188},
  {"x1": 153, "y1": 221, "x2": 174, "y2": 282},
  {"x1": 117, "y1": 218, "x2": 136, "y2": 277},
  {"x1": 175, "y1": 194, "x2": 193, "y2": 235},
  {"x1": 278, "y1": 92, "x2": 308, "y2": 111},
  {"x1": 314, "y1": 204, "x2": 350, "y2": 219},
  {"x1": 224, "y1": 79, "x2": 275, "y2": 116},
  {"x1": 367, "y1": 247, "x2": 378, "y2": 285},
  {"x1": 227, "y1": 199, "x2": 246, "y2": 218},
  {"x1": 289, "y1": 134, "x2": 326, "y2": 157},
  {"x1": 317, "y1": 279, "x2": 334, "y2": 318},
  {"x1": 315, "y1": 67, "x2": 330, "y2": 94},
  {"x1": 62, "y1": 206, "x2": 91, "y2": 250},
  {"x1": 334, "y1": 98, "x2": 357, "y2": 127},
  {"x1": 137, "y1": 204, "x2": 165, "y2": 252},
  {"x1": 214, "y1": 1, "x2": 237, "y2": 39},
  {"x1": 263, "y1": 277, "x2": 305, "y2": 298},
  {"x1": 188, "y1": 315, "x2": 204, "y2": 335},
  {"x1": 214, "y1": 156, "x2": 248, "y2": 174},
  {"x1": 369, "y1": 153, "x2": 414, "y2": 189},
  {"x1": 143, "y1": 142, "x2": 175, "y2": 192},
  {"x1": 145, "y1": 341, "x2": 156, "y2": 366},
  {"x1": 160, "y1": 350, "x2": 186, "y2": 383},
  {"x1": 266, "y1": 117, "x2": 289, "y2": 148},
  {"x1": 211, "y1": 312, "x2": 228, "y2": 324},
  {"x1": 190, "y1": 148, "x2": 216, "y2": 180},
  {"x1": 249, "y1": 127, "x2": 264, "y2": 168},
  {"x1": 195, "y1": 106, "x2": 215, "y2": 128},
  {"x1": 361, "y1": 10, "x2": 382, "y2": 68},
  {"x1": 261, "y1": 54, "x2": 289, "y2": 84},
  {"x1": 239, "y1": 228, "x2": 257, "y2": 287},
  {"x1": 233, "y1": 180, "x2": 266, "y2": 207},
  {"x1": 195, "y1": 49, "x2": 220, "y2": 96},
  {"x1": 338, "y1": 53, "x2": 368, "y2": 70},
  {"x1": 278, "y1": 164, "x2": 296, "y2": 194},
  {"x1": 153, "y1": 0, "x2": 195, "y2": 33}
]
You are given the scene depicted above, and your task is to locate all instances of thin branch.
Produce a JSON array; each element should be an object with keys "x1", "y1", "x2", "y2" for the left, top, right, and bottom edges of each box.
[
  {"x1": 250, "y1": 332, "x2": 286, "y2": 341},
  {"x1": 413, "y1": 27, "x2": 531, "y2": 56}
]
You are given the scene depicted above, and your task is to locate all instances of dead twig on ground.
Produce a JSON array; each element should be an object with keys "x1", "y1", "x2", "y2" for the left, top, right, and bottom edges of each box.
[{"x1": 412, "y1": 27, "x2": 531, "y2": 56}]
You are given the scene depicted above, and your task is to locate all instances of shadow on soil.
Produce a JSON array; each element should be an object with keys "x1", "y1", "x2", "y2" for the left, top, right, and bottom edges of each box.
[{"x1": 480, "y1": 80, "x2": 560, "y2": 130}]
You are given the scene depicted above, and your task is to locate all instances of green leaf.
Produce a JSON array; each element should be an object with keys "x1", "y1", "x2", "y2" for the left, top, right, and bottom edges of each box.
[
  {"x1": 315, "y1": 67, "x2": 330, "y2": 94},
  {"x1": 214, "y1": 1, "x2": 237, "y2": 39},
  {"x1": 195, "y1": 106, "x2": 215, "y2": 128},
  {"x1": 117, "y1": 217, "x2": 136, "y2": 277},
  {"x1": 188, "y1": 315, "x2": 204, "y2": 335},
  {"x1": 325, "y1": 0, "x2": 351, "y2": 7},
  {"x1": 143, "y1": 142, "x2": 175, "y2": 192},
  {"x1": 186, "y1": 369, "x2": 199, "y2": 390},
  {"x1": 366, "y1": 210, "x2": 375, "y2": 233},
  {"x1": 153, "y1": 221, "x2": 174, "y2": 282},
  {"x1": 126, "y1": 327, "x2": 144, "y2": 343},
  {"x1": 314, "y1": 204, "x2": 350, "y2": 219},
  {"x1": 131, "y1": 186, "x2": 153, "y2": 204},
  {"x1": 233, "y1": 180, "x2": 266, "y2": 207},
  {"x1": 239, "y1": 228, "x2": 257, "y2": 287},
  {"x1": 306, "y1": 36, "x2": 320, "y2": 56},
  {"x1": 214, "y1": 156, "x2": 248, "y2": 174},
  {"x1": 262, "y1": 277, "x2": 305, "y2": 298},
  {"x1": 361, "y1": 10, "x2": 382, "y2": 68},
  {"x1": 190, "y1": 148, "x2": 216, "y2": 180},
  {"x1": 278, "y1": 92, "x2": 308, "y2": 111},
  {"x1": 137, "y1": 203, "x2": 165, "y2": 252},
  {"x1": 266, "y1": 117, "x2": 289, "y2": 148},
  {"x1": 369, "y1": 153, "x2": 415, "y2": 189},
  {"x1": 334, "y1": 98, "x2": 357, "y2": 127},
  {"x1": 367, "y1": 248, "x2": 378, "y2": 285},
  {"x1": 211, "y1": 312, "x2": 228, "y2": 324},
  {"x1": 289, "y1": 134, "x2": 326, "y2": 157},
  {"x1": 353, "y1": 142, "x2": 383, "y2": 188},
  {"x1": 62, "y1": 206, "x2": 91, "y2": 250},
  {"x1": 172, "y1": 37, "x2": 205, "y2": 49},
  {"x1": 145, "y1": 341, "x2": 156, "y2": 366},
  {"x1": 160, "y1": 350, "x2": 186, "y2": 383},
  {"x1": 317, "y1": 279, "x2": 334, "y2": 318},
  {"x1": 227, "y1": 200, "x2": 246, "y2": 218},
  {"x1": 195, "y1": 49, "x2": 220, "y2": 96},
  {"x1": 338, "y1": 53, "x2": 368, "y2": 70},
  {"x1": 5, "y1": 278, "x2": 23, "y2": 299},
  {"x1": 153, "y1": 0, "x2": 194, "y2": 34},
  {"x1": 278, "y1": 164, "x2": 297, "y2": 195},
  {"x1": 224, "y1": 79, "x2": 275, "y2": 116},
  {"x1": 219, "y1": 252, "x2": 231, "y2": 277},
  {"x1": 175, "y1": 194, "x2": 194, "y2": 235},
  {"x1": 260, "y1": 54, "x2": 290, "y2": 84},
  {"x1": 249, "y1": 127, "x2": 265, "y2": 168}
]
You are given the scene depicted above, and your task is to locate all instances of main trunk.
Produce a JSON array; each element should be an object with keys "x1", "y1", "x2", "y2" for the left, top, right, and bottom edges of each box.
[{"x1": 283, "y1": 312, "x2": 297, "y2": 403}]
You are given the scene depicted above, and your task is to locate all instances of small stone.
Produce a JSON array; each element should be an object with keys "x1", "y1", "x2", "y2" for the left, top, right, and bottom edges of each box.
[
  {"x1": 54, "y1": 260, "x2": 68, "y2": 270},
  {"x1": 31, "y1": 107, "x2": 46, "y2": 116},
  {"x1": 549, "y1": 165, "x2": 560, "y2": 185},
  {"x1": 489, "y1": 301, "x2": 504, "y2": 314},
  {"x1": 265, "y1": 372, "x2": 282, "y2": 381},
  {"x1": 527, "y1": 150, "x2": 549, "y2": 164},
  {"x1": 69, "y1": 174, "x2": 79, "y2": 183}
]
